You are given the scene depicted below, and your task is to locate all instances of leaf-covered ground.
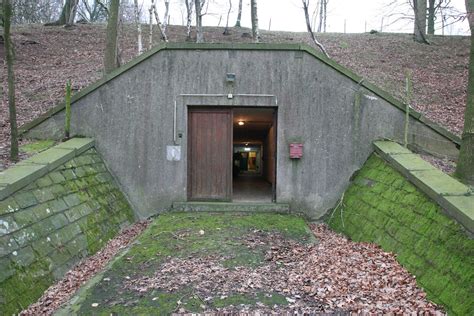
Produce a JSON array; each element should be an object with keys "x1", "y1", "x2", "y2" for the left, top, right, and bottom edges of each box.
[
  {"x1": 0, "y1": 24, "x2": 469, "y2": 169},
  {"x1": 47, "y1": 212, "x2": 443, "y2": 315}
]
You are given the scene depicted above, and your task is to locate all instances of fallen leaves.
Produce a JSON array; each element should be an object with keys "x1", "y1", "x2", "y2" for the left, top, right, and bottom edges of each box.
[{"x1": 123, "y1": 225, "x2": 444, "y2": 314}]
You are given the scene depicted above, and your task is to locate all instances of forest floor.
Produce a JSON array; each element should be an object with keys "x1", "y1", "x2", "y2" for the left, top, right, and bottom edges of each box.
[
  {"x1": 0, "y1": 24, "x2": 469, "y2": 169},
  {"x1": 23, "y1": 213, "x2": 443, "y2": 315}
]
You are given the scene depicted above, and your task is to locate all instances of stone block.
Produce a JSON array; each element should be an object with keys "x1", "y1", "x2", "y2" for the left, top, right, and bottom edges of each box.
[
  {"x1": 22, "y1": 148, "x2": 75, "y2": 172},
  {"x1": 61, "y1": 169, "x2": 77, "y2": 181},
  {"x1": 441, "y1": 196, "x2": 474, "y2": 234},
  {"x1": 14, "y1": 191, "x2": 38, "y2": 209},
  {"x1": 0, "y1": 164, "x2": 48, "y2": 200},
  {"x1": 63, "y1": 194, "x2": 81, "y2": 207},
  {"x1": 54, "y1": 138, "x2": 94, "y2": 155},
  {"x1": 32, "y1": 188, "x2": 55, "y2": 203},
  {"x1": 65, "y1": 234, "x2": 88, "y2": 256},
  {"x1": 47, "y1": 199, "x2": 68, "y2": 214},
  {"x1": 55, "y1": 224, "x2": 82, "y2": 245},
  {"x1": 35, "y1": 176, "x2": 53, "y2": 188},
  {"x1": 13, "y1": 226, "x2": 38, "y2": 246},
  {"x1": 31, "y1": 237, "x2": 56, "y2": 257},
  {"x1": 0, "y1": 257, "x2": 14, "y2": 282},
  {"x1": 11, "y1": 246, "x2": 36, "y2": 267},
  {"x1": 13, "y1": 209, "x2": 37, "y2": 228},
  {"x1": 48, "y1": 213, "x2": 69, "y2": 230},
  {"x1": 373, "y1": 141, "x2": 412, "y2": 155},
  {"x1": 65, "y1": 203, "x2": 93, "y2": 223},
  {"x1": 390, "y1": 153, "x2": 434, "y2": 171},
  {"x1": 0, "y1": 198, "x2": 19, "y2": 216},
  {"x1": 47, "y1": 184, "x2": 66, "y2": 198},
  {"x1": 0, "y1": 235, "x2": 19, "y2": 257},
  {"x1": 409, "y1": 169, "x2": 470, "y2": 197},
  {"x1": 0, "y1": 216, "x2": 19, "y2": 236},
  {"x1": 48, "y1": 171, "x2": 66, "y2": 184}
]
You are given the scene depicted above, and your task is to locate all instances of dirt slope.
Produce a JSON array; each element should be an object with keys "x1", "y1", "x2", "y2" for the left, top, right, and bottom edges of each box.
[{"x1": 0, "y1": 24, "x2": 469, "y2": 168}]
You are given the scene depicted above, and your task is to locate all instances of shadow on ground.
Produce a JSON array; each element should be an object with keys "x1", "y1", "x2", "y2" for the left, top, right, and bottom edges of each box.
[{"x1": 56, "y1": 212, "x2": 319, "y2": 315}]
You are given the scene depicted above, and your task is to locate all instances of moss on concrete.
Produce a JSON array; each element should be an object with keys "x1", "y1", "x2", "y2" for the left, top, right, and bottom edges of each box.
[
  {"x1": 19, "y1": 140, "x2": 56, "y2": 154},
  {"x1": 57, "y1": 212, "x2": 313, "y2": 315},
  {"x1": 329, "y1": 154, "x2": 474, "y2": 315},
  {"x1": 0, "y1": 147, "x2": 135, "y2": 316}
]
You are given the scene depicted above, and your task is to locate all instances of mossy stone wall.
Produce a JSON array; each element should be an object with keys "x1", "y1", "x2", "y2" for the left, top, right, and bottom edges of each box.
[
  {"x1": 329, "y1": 154, "x2": 474, "y2": 315},
  {"x1": 0, "y1": 148, "x2": 135, "y2": 315}
]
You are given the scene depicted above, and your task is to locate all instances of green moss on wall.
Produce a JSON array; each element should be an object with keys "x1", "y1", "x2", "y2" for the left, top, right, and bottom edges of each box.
[
  {"x1": 0, "y1": 148, "x2": 135, "y2": 315},
  {"x1": 328, "y1": 154, "x2": 474, "y2": 315}
]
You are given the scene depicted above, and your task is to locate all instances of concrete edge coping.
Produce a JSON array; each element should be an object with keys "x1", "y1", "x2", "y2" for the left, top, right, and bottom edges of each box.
[
  {"x1": 373, "y1": 140, "x2": 473, "y2": 234},
  {"x1": 0, "y1": 138, "x2": 95, "y2": 201}
]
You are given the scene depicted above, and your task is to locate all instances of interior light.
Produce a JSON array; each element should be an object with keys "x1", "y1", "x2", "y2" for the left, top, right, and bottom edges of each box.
[
  {"x1": 244, "y1": 147, "x2": 251, "y2": 151},
  {"x1": 238, "y1": 121, "x2": 245, "y2": 126}
]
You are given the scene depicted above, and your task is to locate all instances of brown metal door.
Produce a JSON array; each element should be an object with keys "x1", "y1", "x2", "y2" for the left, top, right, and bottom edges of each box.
[{"x1": 188, "y1": 108, "x2": 232, "y2": 201}]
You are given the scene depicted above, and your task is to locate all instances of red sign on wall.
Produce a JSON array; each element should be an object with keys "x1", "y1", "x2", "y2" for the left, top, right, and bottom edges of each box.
[{"x1": 289, "y1": 143, "x2": 303, "y2": 159}]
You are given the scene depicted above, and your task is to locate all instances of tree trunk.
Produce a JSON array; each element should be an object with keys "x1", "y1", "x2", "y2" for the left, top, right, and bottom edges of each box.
[
  {"x1": 66, "y1": 0, "x2": 79, "y2": 27},
  {"x1": 235, "y1": 0, "x2": 242, "y2": 27},
  {"x1": 3, "y1": 0, "x2": 18, "y2": 162},
  {"x1": 195, "y1": 0, "x2": 203, "y2": 43},
  {"x1": 46, "y1": 0, "x2": 78, "y2": 26},
  {"x1": 104, "y1": 0, "x2": 120, "y2": 74},
  {"x1": 185, "y1": 0, "x2": 193, "y2": 39},
  {"x1": 152, "y1": 0, "x2": 168, "y2": 42},
  {"x1": 133, "y1": 0, "x2": 142, "y2": 54},
  {"x1": 163, "y1": 0, "x2": 170, "y2": 34},
  {"x1": 317, "y1": 0, "x2": 323, "y2": 32},
  {"x1": 223, "y1": 0, "x2": 232, "y2": 35},
  {"x1": 414, "y1": 0, "x2": 429, "y2": 43},
  {"x1": 149, "y1": 3, "x2": 153, "y2": 48},
  {"x1": 250, "y1": 0, "x2": 259, "y2": 42},
  {"x1": 428, "y1": 0, "x2": 435, "y2": 35},
  {"x1": 323, "y1": 0, "x2": 327, "y2": 32},
  {"x1": 302, "y1": 0, "x2": 329, "y2": 57},
  {"x1": 455, "y1": 0, "x2": 474, "y2": 184}
]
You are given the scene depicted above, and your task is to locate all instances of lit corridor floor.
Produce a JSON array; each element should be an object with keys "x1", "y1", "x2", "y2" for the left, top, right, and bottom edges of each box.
[
  {"x1": 56, "y1": 213, "x2": 441, "y2": 314},
  {"x1": 232, "y1": 175, "x2": 273, "y2": 202}
]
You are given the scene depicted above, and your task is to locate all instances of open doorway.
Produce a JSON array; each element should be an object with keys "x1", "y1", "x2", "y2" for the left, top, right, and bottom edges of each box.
[{"x1": 232, "y1": 108, "x2": 277, "y2": 202}]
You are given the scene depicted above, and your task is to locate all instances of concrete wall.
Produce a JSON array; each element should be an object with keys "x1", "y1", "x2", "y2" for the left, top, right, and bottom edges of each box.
[
  {"x1": 0, "y1": 140, "x2": 135, "y2": 315},
  {"x1": 328, "y1": 153, "x2": 473, "y2": 315},
  {"x1": 24, "y1": 47, "x2": 458, "y2": 219}
]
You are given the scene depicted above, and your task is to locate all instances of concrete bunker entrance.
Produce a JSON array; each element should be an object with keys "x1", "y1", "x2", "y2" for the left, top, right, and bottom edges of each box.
[{"x1": 187, "y1": 107, "x2": 276, "y2": 203}]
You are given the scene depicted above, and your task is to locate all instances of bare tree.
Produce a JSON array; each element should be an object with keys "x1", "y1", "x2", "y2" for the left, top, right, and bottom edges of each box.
[
  {"x1": 151, "y1": 0, "x2": 168, "y2": 42},
  {"x1": 317, "y1": 0, "x2": 328, "y2": 32},
  {"x1": 427, "y1": 0, "x2": 436, "y2": 34},
  {"x1": 162, "y1": 0, "x2": 170, "y2": 34},
  {"x1": 235, "y1": 0, "x2": 242, "y2": 27},
  {"x1": 223, "y1": 0, "x2": 232, "y2": 35},
  {"x1": 250, "y1": 0, "x2": 259, "y2": 42},
  {"x1": 455, "y1": 0, "x2": 474, "y2": 184},
  {"x1": 195, "y1": 0, "x2": 205, "y2": 43},
  {"x1": 104, "y1": 0, "x2": 120, "y2": 73},
  {"x1": 413, "y1": 0, "x2": 429, "y2": 43},
  {"x1": 184, "y1": 0, "x2": 193, "y2": 39},
  {"x1": 12, "y1": 0, "x2": 63, "y2": 24},
  {"x1": 46, "y1": 0, "x2": 80, "y2": 26},
  {"x1": 302, "y1": 0, "x2": 329, "y2": 57},
  {"x1": 77, "y1": 0, "x2": 109, "y2": 23},
  {"x1": 133, "y1": 0, "x2": 142, "y2": 54},
  {"x1": 3, "y1": 0, "x2": 18, "y2": 161}
]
